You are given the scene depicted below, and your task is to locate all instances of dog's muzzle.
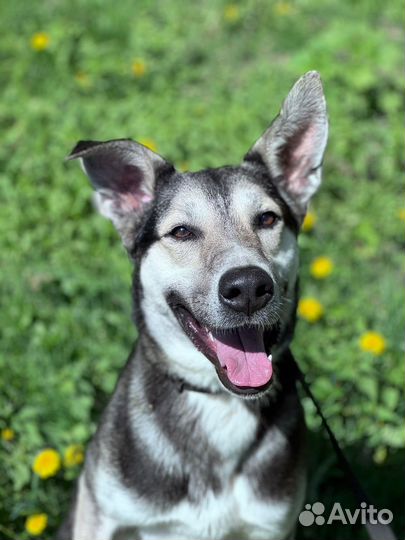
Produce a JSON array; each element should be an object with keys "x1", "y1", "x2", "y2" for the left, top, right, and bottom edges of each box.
[{"x1": 169, "y1": 298, "x2": 280, "y2": 397}]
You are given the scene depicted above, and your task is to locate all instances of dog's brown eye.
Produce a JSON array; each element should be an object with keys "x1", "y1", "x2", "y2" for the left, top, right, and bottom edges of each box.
[
  {"x1": 170, "y1": 226, "x2": 194, "y2": 240},
  {"x1": 258, "y1": 211, "x2": 279, "y2": 228}
]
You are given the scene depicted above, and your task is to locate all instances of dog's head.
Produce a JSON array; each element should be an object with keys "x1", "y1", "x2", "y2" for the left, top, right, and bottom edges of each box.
[{"x1": 68, "y1": 71, "x2": 328, "y2": 398}]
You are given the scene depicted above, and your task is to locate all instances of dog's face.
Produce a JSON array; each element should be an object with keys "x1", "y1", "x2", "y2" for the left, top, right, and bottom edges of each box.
[
  {"x1": 68, "y1": 71, "x2": 328, "y2": 398},
  {"x1": 138, "y1": 166, "x2": 300, "y2": 396}
]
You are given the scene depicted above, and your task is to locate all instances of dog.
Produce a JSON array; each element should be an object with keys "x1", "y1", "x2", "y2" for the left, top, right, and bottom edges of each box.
[{"x1": 58, "y1": 71, "x2": 328, "y2": 540}]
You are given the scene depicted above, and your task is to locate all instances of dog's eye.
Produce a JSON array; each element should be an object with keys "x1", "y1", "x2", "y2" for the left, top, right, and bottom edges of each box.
[
  {"x1": 257, "y1": 211, "x2": 279, "y2": 228},
  {"x1": 170, "y1": 226, "x2": 194, "y2": 240}
]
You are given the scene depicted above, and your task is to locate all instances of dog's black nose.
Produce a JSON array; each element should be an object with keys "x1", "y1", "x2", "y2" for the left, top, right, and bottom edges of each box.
[{"x1": 218, "y1": 266, "x2": 274, "y2": 315}]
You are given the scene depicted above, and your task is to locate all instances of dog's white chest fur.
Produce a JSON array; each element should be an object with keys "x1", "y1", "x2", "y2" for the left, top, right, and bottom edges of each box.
[
  {"x1": 137, "y1": 479, "x2": 294, "y2": 540},
  {"x1": 91, "y1": 393, "x2": 301, "y2": 540},
  {"x1": 94, "y1": 471, "x2": 295, "y2": 540}
]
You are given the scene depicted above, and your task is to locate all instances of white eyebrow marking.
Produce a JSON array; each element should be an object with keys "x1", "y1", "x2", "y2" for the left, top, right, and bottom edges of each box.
[
  {"x1": 157, "y1": 185, "x2": 218, "y2": 236},
  {"x1": 230, "y1": 180, "x2": 283, "y2": 225}
]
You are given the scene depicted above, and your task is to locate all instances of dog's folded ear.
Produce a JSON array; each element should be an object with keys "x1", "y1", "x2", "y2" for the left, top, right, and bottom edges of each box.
[
  {"x1": 66, "y1": 139, "x2": 175, "y2": 248},
  {"x1": 244, "y1": 71, "x2": 328, "y2": 225}
]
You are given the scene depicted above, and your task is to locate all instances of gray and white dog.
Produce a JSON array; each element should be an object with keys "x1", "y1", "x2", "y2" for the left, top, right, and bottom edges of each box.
[{"x1": 59, "y1": 71, "x2": 328, "y2": 540}]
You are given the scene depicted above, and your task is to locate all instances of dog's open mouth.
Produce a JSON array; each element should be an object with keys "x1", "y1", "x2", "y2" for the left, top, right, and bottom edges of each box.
[{"x1": 172, "y1": 305, "x2": 279, "y2": 395}]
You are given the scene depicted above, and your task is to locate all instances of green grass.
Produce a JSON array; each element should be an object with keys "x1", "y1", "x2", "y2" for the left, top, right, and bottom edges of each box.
[{"x1": 0, "y1": 1, "x2": 403, "y2": 538}]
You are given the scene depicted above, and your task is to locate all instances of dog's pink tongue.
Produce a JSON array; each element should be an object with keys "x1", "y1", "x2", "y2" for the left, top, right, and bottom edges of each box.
[{"x1": 212, "y1": 328, "x2": 272, "y2": 388}]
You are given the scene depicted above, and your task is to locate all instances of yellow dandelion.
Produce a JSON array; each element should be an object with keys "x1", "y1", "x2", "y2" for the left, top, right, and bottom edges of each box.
[
  {"x1": 224, "y1": 4, "x2": 241, "y2": 23},
  {"x1": 302, "y1": 211, "x2": 317, "y2": 232},
  {"x1": 132, "y1": 58, "x2": 147, "y2": 78},
  {"x1": 64, "y1": 444, "x2": 85, "y2": 468},
  {"x1": 298, "y1": 297, "x2": 324, "y2": 323},
  {"x1": 398, "y1": 208, "x2": 405, "y2": 222},
  {"x1": 273, "y1": 2, "x2": 295, "y2": 16},
  {"x1": 139, "y1": 138, "x2": 158, "y2": 153},
  {"x1": 25, "y1": 513, "x2": 48, "y2": 536},
  {"x1": 310, "y1": 256, "x2": 334, "y2": 279},
  {"x1": 359, "y1": 331, "x2": 386, "y2": 355},
  {"x1": 1, "y1": 427, "x2": 15, "y2": 441},
  {"x1": 33, "y1": 448, "x2": 61, "y2": 479},
  {"x1": 31, "y1": 32, "x2": 50, "y2": 52}
]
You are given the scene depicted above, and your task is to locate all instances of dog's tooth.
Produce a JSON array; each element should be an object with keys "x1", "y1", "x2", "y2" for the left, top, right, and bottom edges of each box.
[
  {"x1": 267, "y1": 354, "x2": 273, "y2": 362},
  {"x1": 208, "y1": 332, "x2": 214, "y2": 342}
]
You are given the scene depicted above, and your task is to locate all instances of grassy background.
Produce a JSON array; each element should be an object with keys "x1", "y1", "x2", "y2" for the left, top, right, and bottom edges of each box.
[{"x1": 0, "y1": 0, "x2": 403, "y2": 538}]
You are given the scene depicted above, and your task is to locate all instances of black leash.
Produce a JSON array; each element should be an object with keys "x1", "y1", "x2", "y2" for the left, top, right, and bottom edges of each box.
[{"x1": 287, "y1": 349, "x2": 397, "y2": 540}]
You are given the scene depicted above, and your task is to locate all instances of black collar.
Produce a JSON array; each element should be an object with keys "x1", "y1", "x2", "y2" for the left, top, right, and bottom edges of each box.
[{"x1": 167, "y1": 373, "x2": 222, "y2": 395}]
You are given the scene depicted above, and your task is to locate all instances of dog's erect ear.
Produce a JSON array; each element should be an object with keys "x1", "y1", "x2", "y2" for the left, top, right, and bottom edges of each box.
[
  {"x1": 244, "y1": 71, "x2": 328, "y2": 224},
  {"x1": 66, "y1": 139, "x2": 174, "y2": 248}
]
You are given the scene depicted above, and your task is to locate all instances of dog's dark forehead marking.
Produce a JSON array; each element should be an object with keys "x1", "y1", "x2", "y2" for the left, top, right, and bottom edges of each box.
[{"x1": 159, "y1": 164, "x2": 298, "y2": 229}]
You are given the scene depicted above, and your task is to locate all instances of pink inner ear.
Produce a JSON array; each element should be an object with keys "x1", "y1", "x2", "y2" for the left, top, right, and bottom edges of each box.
[
  {"x1": 117, "y1": 191, "x2": 153, "y2": 212},
  {"x1": 114, "y1": 164, "x2": 153, "y2": 212},
  {"x1": 284, "y1": 124, "x2": 318, "y2": 194}
]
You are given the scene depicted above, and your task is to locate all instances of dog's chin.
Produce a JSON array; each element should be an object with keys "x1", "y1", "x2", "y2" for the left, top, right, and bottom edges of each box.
[{"x1": 170, "y1": 303, "x2": 280, "y2": 398}]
